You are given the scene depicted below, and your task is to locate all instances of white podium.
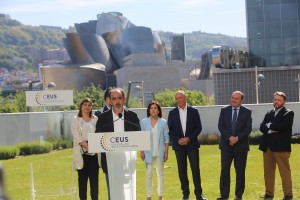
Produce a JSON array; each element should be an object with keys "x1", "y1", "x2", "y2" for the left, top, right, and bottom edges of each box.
[{"x1": 88, "y1": 131, "x2": 150, "y2": 200}]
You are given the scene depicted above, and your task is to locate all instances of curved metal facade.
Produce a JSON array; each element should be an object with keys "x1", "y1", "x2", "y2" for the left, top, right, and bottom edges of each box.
[{"x1": 63, "y1": 12, "x2": 166, "y2": 74}]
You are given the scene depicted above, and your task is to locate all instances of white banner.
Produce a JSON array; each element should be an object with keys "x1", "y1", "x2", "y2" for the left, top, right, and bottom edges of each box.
[
  {"x1": 26, "y1": 90, "x2": 73, "y2": 106},
  {"x1": 88, "y1": 131, "x2": 150, "y2": 153}
]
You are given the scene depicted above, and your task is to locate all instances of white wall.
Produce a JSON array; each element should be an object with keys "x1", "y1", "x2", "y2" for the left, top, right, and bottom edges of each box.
[{"x1": 0, "y1": 103, "x2": 299, "y2": 145}]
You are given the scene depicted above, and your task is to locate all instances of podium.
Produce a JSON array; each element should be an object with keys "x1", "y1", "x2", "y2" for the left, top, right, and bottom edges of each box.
[{"x1": 88, "y1": 131, "x2": 150, "y2": 200}]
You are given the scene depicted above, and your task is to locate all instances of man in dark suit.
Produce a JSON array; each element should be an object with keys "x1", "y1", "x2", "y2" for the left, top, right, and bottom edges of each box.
[
  {"x1": 167, "y1": 90, "x2": 207, "y2": 200},
  {"x1": 217, "y1": 91, "x2": 252, "y2": 200},
  {"x1": 259, "y1": 91, "x2": 294, "y2": 200},
  {"x1": 95, "y1": 87, "x2": 140, "y2": 200},
  {"x1": 95, "y1": 87, "x2": 112, "y2": 117}
]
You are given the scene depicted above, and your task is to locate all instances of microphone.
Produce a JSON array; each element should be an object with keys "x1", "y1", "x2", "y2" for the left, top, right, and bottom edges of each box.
[
  {"x1": 118, "y1": 113, "x2": 122, "y2": 119},
  {"x1": 119, "y1": 113, "x2": 141, "y2": 131},
  {"x1": 96, "y1": 112, "x2": 123, "y2": 132}
]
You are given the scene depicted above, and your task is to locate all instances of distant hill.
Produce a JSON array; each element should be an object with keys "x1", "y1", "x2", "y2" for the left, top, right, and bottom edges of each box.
[
  {"x1": 158, "y1": 31, "x2": 247, "y2": 60},
  {"x1": 0, "y1": 13, "x2": 246, "y2": 71}
]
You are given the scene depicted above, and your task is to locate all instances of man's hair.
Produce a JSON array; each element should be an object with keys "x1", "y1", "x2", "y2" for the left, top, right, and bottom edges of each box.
[
  {"x1": 104, "y1": 87, "x2": 112, "y2": 100},
  {"x1": 175, "y1": 90, "x2": 187, "y2": 97},
  {"x1": 109, "y1": 87, "x2": 125, "y2": 98},
  {"x1": 232, "y1": 91, "x2": 244, "y2": 100},
  {"x1": 274, "y1": 91, "x2": 287, "y2": 100}
]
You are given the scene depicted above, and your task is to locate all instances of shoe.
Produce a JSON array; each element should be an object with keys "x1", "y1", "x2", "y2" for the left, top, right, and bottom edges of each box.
[
  {"x1": 197, "y1": 194, "x2": 207, "y2": 200},
  {"x1": 234, "y1": 197, "x2": 242, "y2": 200},
  {"x1": 182, "y1": 197, "x2": 189, "y2": 200},
  {"x1": 216, "y1": 197, "x2": 229, "y2": 200},
  {"x1": 283, "y1": 196, "x2": 293, "y2": 200},
  {"x1": 260, "y1": 194, "x2": 274, "y2": 199}
]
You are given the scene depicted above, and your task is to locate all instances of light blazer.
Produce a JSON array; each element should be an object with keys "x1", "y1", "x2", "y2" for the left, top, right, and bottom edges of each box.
[
  {"x1": 218, "y1": 105, "x2": 252, "y2": 151},
  {"x1": 71, "y1": 116, "x2": 101, "y2": 170},
  {"x1": 167, "y1": 105, "x2": 202, "y2": 151},
  {"x1": 95, "y1": 107, "x2": 140, "y2": 173},
  {"x1": 140, "y1": 117, "x2": 169, "y2": 163},
  {"x1": 259, "y1": 106, "x2": 294, "y2": 152}
]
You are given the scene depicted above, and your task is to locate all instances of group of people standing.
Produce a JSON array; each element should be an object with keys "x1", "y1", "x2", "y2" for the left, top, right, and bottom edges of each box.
[{"x1": 71, "y1": 88, "x2": 294, "y2": 200}]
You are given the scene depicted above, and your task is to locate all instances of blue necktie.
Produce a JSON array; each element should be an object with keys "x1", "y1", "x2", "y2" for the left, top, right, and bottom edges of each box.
[{"x1": 231, "y1": 108, "x2": 238, "y2": 136}]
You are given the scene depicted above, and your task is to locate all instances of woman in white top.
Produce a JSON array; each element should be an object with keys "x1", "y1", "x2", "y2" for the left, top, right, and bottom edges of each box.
[
  {"x1": 71, "y1": 98, "x2": 101, "y2": 200},
  {"x1": 140, "y1": 101, "x2": 169, "y2": 200}
]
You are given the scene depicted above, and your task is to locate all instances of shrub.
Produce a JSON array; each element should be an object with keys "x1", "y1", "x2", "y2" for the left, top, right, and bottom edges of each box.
[
  {"x1": 17, "y1": 141, "x2": 53, "y2": 156},
  {"x1": 0, "y1": 146, "x2": 20, "y2": 160},
  {"x1": 249, "y1": 130, "x2": 263, "y2": 145},
  {"x1": 291, "y1": 133, "x2": 300, "y2": 144},
  {"x1": 199, "y1": 133, "x2": 220, "y2": 145},
  {"x1": 46, "y1": 136, "x2": 72, "y2": 150}
]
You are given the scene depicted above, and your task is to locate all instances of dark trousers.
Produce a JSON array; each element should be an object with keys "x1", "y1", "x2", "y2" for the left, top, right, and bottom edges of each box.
[
  {"x1": 220, "y1": 149, "x2": 248, "y2": 197},
  {"x1": 175, "y1": 148, "x2": 203, "y2": 198},
  {"x1": 105, "y1": 172, "x2": 111, "y2": 200},
  {"x1": 77, "y1": 154, "x2": 99, "y2": 200}
]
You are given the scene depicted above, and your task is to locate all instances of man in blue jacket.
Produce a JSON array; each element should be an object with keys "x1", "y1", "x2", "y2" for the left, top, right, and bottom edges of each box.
[{"x1": 167, "y1": 90, "x2": 207, "y2": 200}]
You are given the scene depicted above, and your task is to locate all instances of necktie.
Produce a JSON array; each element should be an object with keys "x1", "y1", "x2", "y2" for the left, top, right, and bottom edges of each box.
[{"x1": 231, "y1": 108, "x2": 238, "y2": 136}]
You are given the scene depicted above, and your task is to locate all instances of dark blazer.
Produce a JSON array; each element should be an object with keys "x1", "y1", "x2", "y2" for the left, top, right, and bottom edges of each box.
[
  {"x1": 95, "y1": 108, "x2": 140, "y2": 173},
  {"x1": 218, "y1": 105, "x2": 252, "y2": 151},
  {"x1": 167, "y1": 105, "x2": 202, "y2": 151},
  {"x1": 95, "y1": 105, "x2": 110, "y2": 118},
  {"x1": 259, "y1": 106, "x2": 294, "y2": 152}
]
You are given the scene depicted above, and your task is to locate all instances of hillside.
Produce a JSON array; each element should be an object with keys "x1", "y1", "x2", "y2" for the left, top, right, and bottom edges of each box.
[{"x1": 0, "y1": 13, "x2": 247, "y2": 71}]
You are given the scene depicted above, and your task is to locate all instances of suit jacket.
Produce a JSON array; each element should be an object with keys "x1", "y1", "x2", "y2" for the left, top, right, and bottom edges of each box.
[
  {"x1": 167, "y1": 105, "x2": 202, "y2": 151},
  {"x1": 95, "y1": 105, "x2": 110, "y2": 118},
  {"x1": 95, "y1": 107, "x2": 140, "y2": 173},
  {"x1": 218, "y1": 105, "x2": 252, "y2": 151},
  {"x1": 259, "y1": 106, "x2": 294, "y2": 152},
  {"x1": 140, "y1": 117, "x2": 169, "y2": 163}
]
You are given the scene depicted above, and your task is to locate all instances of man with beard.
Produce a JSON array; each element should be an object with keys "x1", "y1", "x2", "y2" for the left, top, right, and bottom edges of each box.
[
  {"x1": 95, "y1": 87, "x2": 140, "y2": 200},
  {"x1": 259, "y1": 91, "x2": 294, "y2": 200}
]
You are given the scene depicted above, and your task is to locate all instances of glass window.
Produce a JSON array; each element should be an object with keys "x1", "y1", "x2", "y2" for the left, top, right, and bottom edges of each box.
[
  {"x1": 265, "y1": 5, "x2": 281, "y2": 21},
  {"x1": 266, "y1": 55, "x2": 283, "y2": 66},
  {"x1": 282, "y1": 21, "x2": 298, "y2": 37},
  {"x1": 249, "y1": 39, "x2": 265, "y2": 55},
  {"x1": 266, "y1": 38, "x2": 283, "y2": 54},
  {"x1": 248, "y1": 22, "x2": 265, "y2": 39},
  {"x1": 265, "y1": 22, "x2": 282, "y2": 37},
  {"x1": 283, "y1": 37, "x2": 300, "y2": 53},
  {"x1": 281, "y1": 4, "x2": 298, "y2": 20},
  {"x1": 283, "y1": 54, "x2": 300, "y2": 65},
  {"x1": 281, "y1": 0, "x2": 298, "y2": 4},
  {"x1": 247, "y1": 0, "x2": 263, "y2": 6},
  {"x1": 264, "y1": 0, "x2": 280, "y2": 5},
  {"x1": 248, "y1": 7, "x2": 264, "y2": 22},
  {"x1": 252, "y1": 56, "x2": 266, "y2": 67}
]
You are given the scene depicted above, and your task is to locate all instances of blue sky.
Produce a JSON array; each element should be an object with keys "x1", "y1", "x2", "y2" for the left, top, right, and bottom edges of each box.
[{"x1": 0, "y1": 0, "x2": 247, "y2": 37}]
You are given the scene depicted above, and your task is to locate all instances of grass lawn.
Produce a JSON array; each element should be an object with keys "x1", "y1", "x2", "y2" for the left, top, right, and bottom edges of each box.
[{"x1": 1, "y1": 145, "x2": 299, "y2": 200}]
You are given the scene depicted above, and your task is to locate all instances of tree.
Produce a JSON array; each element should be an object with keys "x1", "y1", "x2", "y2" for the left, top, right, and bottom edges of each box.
[{"x1": 155, "y1": 88, "x2": 210, "y2": 107}]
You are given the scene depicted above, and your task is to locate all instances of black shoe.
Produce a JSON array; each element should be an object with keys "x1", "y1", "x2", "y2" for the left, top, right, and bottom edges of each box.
[
  {"x1": 234, "y1": 197, "x2": 242, "y2": 200},
  {"x1": 283, "y1": 196, "x2": 293, "y2": 200},
  {"x1": 197, "y1": 194, "x2": 207, "y2": 200},
  {"x1": 182, "y1": 197, "x2": 189, "y2": 200},
  {"x1": 260, "y1": 194, "x2": 274, "y2": 199},
  {"x1": 216, "y1": 197, "x2": 229, "y2": 200}
]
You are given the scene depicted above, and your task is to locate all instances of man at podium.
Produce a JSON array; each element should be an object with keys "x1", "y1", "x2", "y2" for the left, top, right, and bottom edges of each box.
[{"x1": 95, "y1": 87, "x2": 141, "y2": 200}]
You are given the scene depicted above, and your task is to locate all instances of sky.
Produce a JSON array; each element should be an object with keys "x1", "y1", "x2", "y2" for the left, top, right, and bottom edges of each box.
[{"x1": 0, "y1": 0, "x2": 247, "y2": 37}]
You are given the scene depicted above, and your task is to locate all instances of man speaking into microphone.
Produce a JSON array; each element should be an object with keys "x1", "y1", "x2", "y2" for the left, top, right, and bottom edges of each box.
[{"x1": 95, "y1": 87, "x2": 140, "y2": 200}]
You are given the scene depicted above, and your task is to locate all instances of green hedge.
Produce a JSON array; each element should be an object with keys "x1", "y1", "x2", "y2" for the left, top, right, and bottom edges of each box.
[
  {"x1": 46, "y1": 136, "x2": 72, "y2": 150},
  {"x1": 0, "y1": 146, "x2": 20, "y2": 160},
  {"x1": 17, "y1": 141, "x2": 53, "y2": 156}
]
